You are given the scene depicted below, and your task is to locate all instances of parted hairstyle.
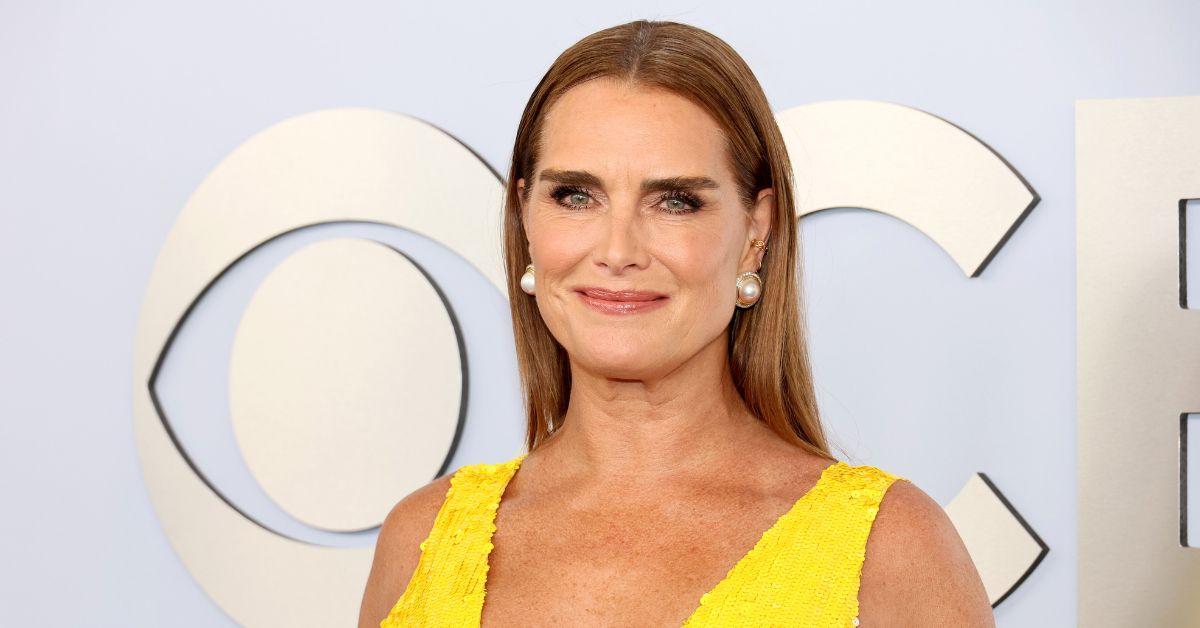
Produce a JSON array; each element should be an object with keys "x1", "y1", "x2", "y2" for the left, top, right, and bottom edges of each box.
[{"x1": 502, "y1": 19, "x2": 832, "y2": 460}]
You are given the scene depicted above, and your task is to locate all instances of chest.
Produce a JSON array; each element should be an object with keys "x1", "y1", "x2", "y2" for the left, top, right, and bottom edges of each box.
[
  {"x1": 381, "y1": 458, "x2": 892, "y2": 628},
  {"x1": 479, "y1": 503, "x2": 757, "y2": 626}
]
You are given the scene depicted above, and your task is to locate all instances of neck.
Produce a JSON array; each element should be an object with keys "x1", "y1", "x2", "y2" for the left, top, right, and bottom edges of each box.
[{"x1": 537, "y1": 333, "x2": 770, "y2": 486}]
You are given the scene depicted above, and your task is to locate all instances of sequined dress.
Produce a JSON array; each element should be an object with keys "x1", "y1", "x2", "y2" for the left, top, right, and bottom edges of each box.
[{"x1": 380, "y1": 452, "x2": 906, "y2": 627}]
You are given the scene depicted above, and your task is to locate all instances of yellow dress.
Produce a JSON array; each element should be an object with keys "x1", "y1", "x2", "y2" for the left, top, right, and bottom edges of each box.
[{"x1": 381, "y1": 452, "x2": 906, "y2": 627}]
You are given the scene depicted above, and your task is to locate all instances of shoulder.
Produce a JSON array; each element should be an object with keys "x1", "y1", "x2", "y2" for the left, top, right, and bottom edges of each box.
[
  {"x1": 856, "y1": 474, "x2": 995, "y2": 627},
  {"x1": 357, "y1": 469, "x2": 456, "y2": 628}
]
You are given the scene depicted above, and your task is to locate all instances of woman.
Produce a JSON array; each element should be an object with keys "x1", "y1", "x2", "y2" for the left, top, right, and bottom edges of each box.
[{"x1": 360, "y1": 19, "x2": 993, "y2": 627}]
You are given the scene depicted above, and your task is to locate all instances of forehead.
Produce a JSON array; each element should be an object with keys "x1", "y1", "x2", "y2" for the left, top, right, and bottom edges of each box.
[{"x1": 538, "y1": 78, "x2": 730, "y2": 182}]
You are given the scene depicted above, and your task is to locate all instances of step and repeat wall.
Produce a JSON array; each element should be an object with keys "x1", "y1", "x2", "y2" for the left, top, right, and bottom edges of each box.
[
  {"x1": 132, "y1": 96, "x2": 1200, "y2": 627},
  {"x1": 4, "y1": 2, "x2": 1200, "y2": 626}
]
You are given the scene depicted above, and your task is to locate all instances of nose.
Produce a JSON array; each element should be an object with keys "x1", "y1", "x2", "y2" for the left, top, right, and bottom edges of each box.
[{"x1": 593, "y1": 203, "x2": 650, "y2": 274}]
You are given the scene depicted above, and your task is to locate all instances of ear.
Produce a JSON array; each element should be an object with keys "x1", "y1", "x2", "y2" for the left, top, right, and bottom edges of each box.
[{"x1": 740, "y1": 187, "x2": 775, "y2": 272}]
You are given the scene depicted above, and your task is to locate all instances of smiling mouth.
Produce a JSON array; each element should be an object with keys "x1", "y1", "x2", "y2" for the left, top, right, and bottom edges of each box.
[{"x1": 574, "y1": 287, "x2": 669, "y2": 315}]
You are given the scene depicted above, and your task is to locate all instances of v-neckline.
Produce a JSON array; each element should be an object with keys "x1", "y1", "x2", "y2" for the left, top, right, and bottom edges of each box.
[{"x1": 478, "y1": 454, "x2": 845, "y2": 625}]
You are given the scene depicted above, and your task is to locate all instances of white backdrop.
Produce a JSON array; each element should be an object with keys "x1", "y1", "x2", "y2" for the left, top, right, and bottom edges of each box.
[{"x1": 3, "y1": 1, "x2": 1199, "y2": 625}]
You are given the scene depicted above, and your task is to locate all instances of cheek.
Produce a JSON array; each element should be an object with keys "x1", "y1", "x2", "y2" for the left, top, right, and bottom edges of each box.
[
  {"x1": 527, "y1": 215, "x2": 591, "y2": 276},
  {"x1": 641, "y1": 226, "x2": 739, "y2": 346},
  {"x1": 650, "y1": 220, "x2": 738, "y2": 296}
]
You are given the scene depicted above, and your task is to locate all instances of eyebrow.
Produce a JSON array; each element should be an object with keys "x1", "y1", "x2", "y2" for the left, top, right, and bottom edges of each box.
[{"x1": 537, "y1": 168, "x2": 720, "y2": 194}]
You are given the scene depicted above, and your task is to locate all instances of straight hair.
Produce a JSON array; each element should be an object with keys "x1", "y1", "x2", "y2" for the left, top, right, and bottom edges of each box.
[{"x1": 502, "y1": 19, "x2": 833, "y2": 460}]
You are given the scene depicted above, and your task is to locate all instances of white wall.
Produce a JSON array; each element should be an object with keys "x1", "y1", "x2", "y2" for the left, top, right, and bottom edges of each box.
[{"x1": 3, "y1": 1, "x2": 1199, "y2": 625}]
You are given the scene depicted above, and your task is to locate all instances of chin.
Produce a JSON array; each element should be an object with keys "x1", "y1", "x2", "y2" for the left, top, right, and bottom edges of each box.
[{"x1": 574, "y1": 341, "x2": 667, "y2": 380}]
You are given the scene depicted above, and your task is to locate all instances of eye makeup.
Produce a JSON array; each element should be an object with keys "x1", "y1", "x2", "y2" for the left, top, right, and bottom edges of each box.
[{"x1": 548, "y1": 184, "x2": 706, "y2": 214}]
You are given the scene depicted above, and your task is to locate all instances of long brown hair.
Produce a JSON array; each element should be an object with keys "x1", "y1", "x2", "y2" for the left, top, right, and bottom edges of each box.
[{"x1": 502, "y1": 19, "x2": 832, "y2": 460}]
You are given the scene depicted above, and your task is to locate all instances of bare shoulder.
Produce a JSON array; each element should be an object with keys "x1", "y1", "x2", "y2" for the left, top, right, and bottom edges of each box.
[
  {"x1": 356, "y1": 470, "x2": 455, "y2": 628},
  {"x1": 857, "y1": 476, "x2": 995, "y2": 627}
]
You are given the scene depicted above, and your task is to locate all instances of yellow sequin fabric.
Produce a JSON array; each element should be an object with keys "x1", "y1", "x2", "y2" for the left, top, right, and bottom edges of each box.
[{"x1": 380, "y1": 452, "x2": 906, "y2": 627}]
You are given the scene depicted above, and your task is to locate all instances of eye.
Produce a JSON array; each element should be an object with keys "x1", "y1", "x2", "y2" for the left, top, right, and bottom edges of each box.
[
  {"x1": 657, "y1": 190, "x2": 705, "y2": 215},
  {"x1": 550, "y1": 185, "x2": 594, "y2": 209}
]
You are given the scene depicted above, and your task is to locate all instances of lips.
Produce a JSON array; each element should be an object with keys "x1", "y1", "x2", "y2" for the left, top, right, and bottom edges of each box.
[
  {"x1": 578, "y1": 287, "x2": 664, "y2": 301},
  {"x1": 574, "y1": 286, "x2": 669, "y2": 315}
]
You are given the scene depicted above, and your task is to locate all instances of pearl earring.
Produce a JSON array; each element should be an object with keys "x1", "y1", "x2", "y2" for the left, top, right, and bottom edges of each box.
[
  {"x1": 520, "y1": 264, "x2": 536, "y2": 295},
  {"x1": 735, "y1": 271, "x2": 763, "y2": 308}
]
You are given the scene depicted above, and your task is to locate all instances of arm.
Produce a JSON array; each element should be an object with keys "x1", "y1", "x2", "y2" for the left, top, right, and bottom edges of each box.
[
  {"x1": 856, "y1": 479, "x2": 995, "y2": 627},
  {"x1": 357, "y1": 473, "x2": 454, "y2": 628}
]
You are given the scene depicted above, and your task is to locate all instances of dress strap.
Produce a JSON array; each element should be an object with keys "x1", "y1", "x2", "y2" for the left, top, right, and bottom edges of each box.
[
  {"x1": 684, "y1": 462, "x2": 907, "y2": 626},
  {"x1": 380, "y1": 453, "x2": 527, "y2": 627}
]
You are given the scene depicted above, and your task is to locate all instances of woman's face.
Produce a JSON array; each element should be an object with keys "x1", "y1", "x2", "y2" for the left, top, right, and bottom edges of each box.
[{"x1": 517, "y1": 77, "x2": 773, "y2": 380}]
